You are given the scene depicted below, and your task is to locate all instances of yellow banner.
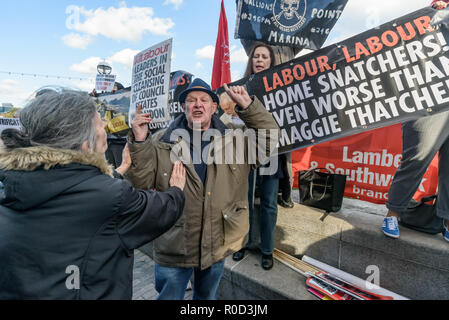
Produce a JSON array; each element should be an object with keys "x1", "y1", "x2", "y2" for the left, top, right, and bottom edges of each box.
[
  {"x1": 107, "y1": 115, "x2": 129, "y2": 134},
  {"x1": 0, "y1": 108, "x2": 18, "y2": 118}
]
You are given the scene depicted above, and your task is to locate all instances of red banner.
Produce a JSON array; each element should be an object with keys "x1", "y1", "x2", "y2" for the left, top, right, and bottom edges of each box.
[
  {"x1": 211, "y1": 0, "x2": 231, "y2": 90},
  {"x1": 292, "y1": 124, "x2": 439, "y2": 204}
]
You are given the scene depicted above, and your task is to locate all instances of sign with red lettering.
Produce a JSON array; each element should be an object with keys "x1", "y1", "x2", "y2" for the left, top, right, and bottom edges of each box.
[
  {"x1": 129, "y1": 38, "x2": 173, "y2": 125},
  {"x1": 99, "y1": 70, "x2": 192, "y2": 134},
  {"x1": 222, "y1": 7, "x2": 449, "y2": 154},
  {"x1": 148, "y1": 70, "x2": 193, "y2": 133},
  {"x1": 95, "y1": 74, "x2": 116, "y2": 92},
  {"x1": 292, "y1": 124, "x2": 439, "y2": 204}
]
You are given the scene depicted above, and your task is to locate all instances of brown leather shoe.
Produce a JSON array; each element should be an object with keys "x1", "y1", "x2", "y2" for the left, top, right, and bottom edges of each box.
[{"x1": 261, "y1": 254, "x2": 273, "y2": 270}]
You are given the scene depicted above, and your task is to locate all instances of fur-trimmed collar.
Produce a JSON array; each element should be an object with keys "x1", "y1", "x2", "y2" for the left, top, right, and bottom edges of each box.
[{"x1": 0, "y1": 146, "x2": 114, "y2": 177}]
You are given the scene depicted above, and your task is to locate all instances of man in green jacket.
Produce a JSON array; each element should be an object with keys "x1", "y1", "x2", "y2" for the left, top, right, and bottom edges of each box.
[{"x1": 126, "y1": 78, "x2": 279, "y2": 300}]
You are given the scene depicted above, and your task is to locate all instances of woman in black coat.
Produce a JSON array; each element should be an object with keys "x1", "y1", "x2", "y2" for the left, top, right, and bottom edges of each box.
[{"x1": 0, "y1": 89, "x2": 186, "y2": 299}]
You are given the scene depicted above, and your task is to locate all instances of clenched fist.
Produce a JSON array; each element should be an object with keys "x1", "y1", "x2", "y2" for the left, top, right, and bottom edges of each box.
[
  {"x1": 223, "y1": 83, "x2": 252, "y2": 110},
  {"x1": 433, "y1": 1, "x2": 448, "y2": 9}
]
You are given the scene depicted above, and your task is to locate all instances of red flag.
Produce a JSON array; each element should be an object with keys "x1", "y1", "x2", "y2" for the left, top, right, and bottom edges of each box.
[{"x1": 211, "y1": 0, "x2": 231, "y2": 90}]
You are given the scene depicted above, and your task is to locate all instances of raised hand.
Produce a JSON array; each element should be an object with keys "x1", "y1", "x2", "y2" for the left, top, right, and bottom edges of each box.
[
  {"x1": 169, "y1": 161, "x2": 186, "y2": 190},
  {"x1": 433, "y1": 1, "x2": 448, "y2": 9},
  {"x1": 223, "y1": 83, "x2": 252, "y2": 110},
  {"x1": 132, "y1": 104, "x2": 152, "y2": 142}
]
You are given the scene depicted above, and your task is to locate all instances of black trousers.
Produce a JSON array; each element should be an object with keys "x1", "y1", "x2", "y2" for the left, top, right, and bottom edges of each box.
[
  {"x1": 278, "y1": 154, "x2": 292, "y2": 201},
  {"x1": 105, "y1": 137, "x2": 127, "y2": 169}
]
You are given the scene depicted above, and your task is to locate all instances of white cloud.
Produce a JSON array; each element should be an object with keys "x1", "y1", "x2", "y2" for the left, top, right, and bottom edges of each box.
[
  {"x1": 70, "y1": 57, "x2": 104, "y2": 74},
  {"x1": 230, "y1": 48, "x2": 248, "y2": 64},
  {"x1": 109, "y1": 48, "x2": 140, "y2": 68},
  {"x1": 164, "y1": 0, "x2": 183, "y2": 10},
  {"x1": 63, "y1": 3, "x2": 175, "y2": 49},
  {"x1": 69, "y1": 47, "x2": 143, "y2": 77},
  {"x1": 0, "y1": 79, "x2": 36, "y2": 107},
  {"x1": 61, "y1": 33, "x2": 93, "y2": 50},
  {"x1": 231, "y1": 70, "x2": 242, "y2": 82},
  {"x1": 193, "y1": 45, "x2": 249, "y2": 82},
  {"x1": 195, "y1": 45, "x2": 215, "y2": 60},
  {"x1": 195, "y1": 45, "x2": 248, "y2": 64},
  {"x1": 0, "y1": 79, "x2": 19, "y2": 93},
  {"x1": 71, "y1": 79, "x2": 96, "y2": 92}
]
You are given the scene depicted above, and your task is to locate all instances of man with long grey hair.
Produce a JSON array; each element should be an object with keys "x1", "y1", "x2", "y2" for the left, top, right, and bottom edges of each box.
[{"x1": 0, "y1": 89, "x2": 187, "y2": 299}]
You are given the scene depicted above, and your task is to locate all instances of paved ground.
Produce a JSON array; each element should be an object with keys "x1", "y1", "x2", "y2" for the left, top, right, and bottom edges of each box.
[
  {"x1": 132, "y1": 249, "x2": 193, "y2": 300},
  {"x1": 131, "y1": 190, "x2": 303, "y2": 300}
]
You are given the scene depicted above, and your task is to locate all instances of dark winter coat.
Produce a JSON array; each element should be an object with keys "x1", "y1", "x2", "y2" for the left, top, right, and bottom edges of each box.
[{"x1": 0, "y1": 146, "x2": 184, "y2": 300}]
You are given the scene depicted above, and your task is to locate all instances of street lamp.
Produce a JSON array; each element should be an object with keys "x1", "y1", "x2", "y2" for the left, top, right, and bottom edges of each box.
[{"x1": 97, "y1": 60, "x2": 112, "y2": 75}]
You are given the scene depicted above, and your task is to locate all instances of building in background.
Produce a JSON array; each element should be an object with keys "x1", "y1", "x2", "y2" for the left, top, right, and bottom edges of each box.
[{"x1": 0, "y1": 103, "x2": 13, "y2": 113}]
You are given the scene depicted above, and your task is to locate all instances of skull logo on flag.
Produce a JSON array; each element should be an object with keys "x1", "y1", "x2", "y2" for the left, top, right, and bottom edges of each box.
[
  {"x1": 272, "y1": 0, "x2": 307, "y2": 32},
  {"x1": 280, "y1": 0, "x2": 301, "y2": 20}
]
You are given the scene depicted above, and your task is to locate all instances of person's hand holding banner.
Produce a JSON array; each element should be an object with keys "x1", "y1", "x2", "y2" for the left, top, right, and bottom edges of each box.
[
  {"x1": 129, "y1": 39, "x2": 172, "y2": 125},
  {"x1": 223, "y1": 83, "x2": 252, "y2": 109},
  {"x1": 132, "y1": 105, "x2": 152, "y2": 142},
  {"x1": 432, "y1": 1, "x2": 448, "y2": 9},
  {"x1": 225, "y1": 6, "x2": 449, "y2": 154}
]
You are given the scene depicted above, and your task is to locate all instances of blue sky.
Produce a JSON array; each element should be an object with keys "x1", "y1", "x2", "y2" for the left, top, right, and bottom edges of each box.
[{"x1": 0, "y1": 0, "x2": 428, "y2": 107}]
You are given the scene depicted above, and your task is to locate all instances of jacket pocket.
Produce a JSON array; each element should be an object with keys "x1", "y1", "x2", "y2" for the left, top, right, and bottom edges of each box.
[
  {"x1": 153, "y1": 220, "x2": 186, "y2": 256},
  {"x1": 155, "y1": 170, "x2": 171, "y2": 191},
  {"x1": 221, "y1": 201, "x2": 249, "y2": 246}
]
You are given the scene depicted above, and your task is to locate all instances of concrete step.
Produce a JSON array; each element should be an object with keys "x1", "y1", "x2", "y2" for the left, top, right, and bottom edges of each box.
[
  {"x1": 138, "y1": 242, "x2": 316, "y2": 300},
  {"x1": 139, "y1": 195, "x2": 449, "y2": 300},
  {"x1": 271, "y1": 197, "x2": 449, "y2": 300},
  {"x1": 217, "y1": 250, "x2": 316, "y2": 300}
]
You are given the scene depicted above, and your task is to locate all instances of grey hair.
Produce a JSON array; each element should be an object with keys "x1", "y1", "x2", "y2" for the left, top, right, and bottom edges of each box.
[{"x1": 17, "y1": 90, "x2": 98, "y2": 151}]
